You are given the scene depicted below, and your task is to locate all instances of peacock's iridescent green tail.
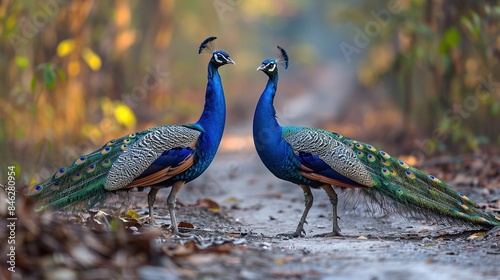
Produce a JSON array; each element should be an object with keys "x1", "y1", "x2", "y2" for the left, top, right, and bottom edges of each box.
[
  {"x1": 30, "y1": 131, "x2": 146, "y2": 210},
  {"x1": 328, "y1": 130, "x2": 500, "y2": 228}
]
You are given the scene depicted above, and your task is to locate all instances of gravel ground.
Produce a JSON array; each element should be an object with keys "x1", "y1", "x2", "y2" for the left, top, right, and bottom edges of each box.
[
  {"x1": 160, "y1": 152, "x2": 500, "y2": 280},
  {"x1": 5, "y1": 151, "x2": 498, "y2": 280}
]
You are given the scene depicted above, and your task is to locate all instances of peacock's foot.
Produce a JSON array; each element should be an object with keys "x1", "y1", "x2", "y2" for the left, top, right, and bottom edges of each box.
[
  {"x1": 148, "y1": 217, "x2": 156, "y2": 227},
  {"x1": 169, "y1": 222, "x2": 196, "y2": 238},
  {"x1": 168, "y1": 226, "x2": 194, "y2": 238},
  {"x1": 313, "y1": 231, "x2": 343, "y2": 238},
  {"x1": 171, "y1": 231, "x2": 194, "y2": 238}
]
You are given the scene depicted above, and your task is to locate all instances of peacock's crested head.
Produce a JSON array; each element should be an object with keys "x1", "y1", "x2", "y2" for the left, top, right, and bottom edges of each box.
[
  {"x1": 257, "y1": 46, "x2": 288, "y2": 76},
  {"x1": 257, "y1": 58, "x2": 278, "y2": 73},
  {"x1": 211, "y1": 50, "x2": 235, "y2": 66},
  {"x1": 199, "y1": 36, "x2": 235, "y2": 67}
]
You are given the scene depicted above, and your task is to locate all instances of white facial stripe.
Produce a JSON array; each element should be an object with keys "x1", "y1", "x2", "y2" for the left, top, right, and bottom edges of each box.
[
  {"x1": 267, "y1": 63, "x2": 276, "y2": 72},
  {"x1": 214, "y1": 53, "x2": 223, "y2": 63}
]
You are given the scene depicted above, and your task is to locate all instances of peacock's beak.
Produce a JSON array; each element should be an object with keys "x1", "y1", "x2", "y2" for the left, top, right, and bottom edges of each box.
[
  {"x1": 227, "y1": 58, "x2": 236, "y2": 65},
  {"x1": 256, "y1": 65, "x2": 265, "y2": 71}
]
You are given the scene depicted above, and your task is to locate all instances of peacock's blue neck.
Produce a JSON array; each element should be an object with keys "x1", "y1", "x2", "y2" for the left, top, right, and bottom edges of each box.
[
  {"x1": 253, "y1": 75, "x2": 283, "y2": 154},
  {"x1": 254, "y1": 77, "x2": 280, "y2": 129},
  {"x1": 196, "y1": 64, "x2": 226, "y2": 150}
]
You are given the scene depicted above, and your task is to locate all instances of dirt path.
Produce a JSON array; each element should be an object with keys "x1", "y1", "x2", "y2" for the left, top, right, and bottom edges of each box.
[
  {"x1": 7, "y1": 151, "x2": 498, "y2": 279},
  {"x1": 165, "y1": 152, "x2": 500, "y2": 279}
]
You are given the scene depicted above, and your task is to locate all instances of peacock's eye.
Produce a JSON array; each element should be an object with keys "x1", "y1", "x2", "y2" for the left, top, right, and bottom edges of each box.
[{"x1": 214, "y1": 53, "x2": 223, "y2": 63}]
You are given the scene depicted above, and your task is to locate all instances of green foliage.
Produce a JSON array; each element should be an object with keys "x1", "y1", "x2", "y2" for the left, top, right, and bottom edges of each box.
[
  {"x1": 491, "y1": 102, "x2": 500, "y2": 116},
  {"x1": 15, "y1": 56, "x2": 29, "y2": 68},
  {"x1": 32, "y1": 63, "x2": 65, "y2": 91},
  {"x1": 438, "y1": 27, "x2": 461, "y2": 54},
  {"x1": 460, "y1": 12, "x2": 481, "y2": 39},
  {"x1": 352, "y1": 0, "x2": 500, "y2": 154}
]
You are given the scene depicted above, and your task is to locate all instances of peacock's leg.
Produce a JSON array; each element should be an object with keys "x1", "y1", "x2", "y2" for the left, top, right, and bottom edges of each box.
[
  {"x1": 167, "y1": 180, "x2": 190, "y2": 236},
  {"x1": 148, "y1": 187, "x2": 161, "y2": 227},
  {"x1": 277, "y1": 185, "x2": 313, "y2": 238},
  {"x1": 314, "y1": 184, "x2": 342, "y2": 237}
]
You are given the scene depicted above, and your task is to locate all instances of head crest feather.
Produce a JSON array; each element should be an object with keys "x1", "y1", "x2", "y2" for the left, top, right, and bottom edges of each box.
[
  {"x1": 276, "y1": 46, "x2": 289, "y2": 69},
  {"x1": 199, "y1": 36, "x2": 217, "y2": 54}
]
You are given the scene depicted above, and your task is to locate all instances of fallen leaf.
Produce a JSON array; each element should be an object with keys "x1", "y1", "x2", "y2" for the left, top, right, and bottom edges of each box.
[
  {"x1": 467, "y1": 232, "x2": 486, "y2": 240},
  {"x1": 196, "y1": 198, "x2": 221, "y2": 213},
  {"x1": 204, "y1": 243, "x2": 233, "y2": 253},
  {"x1": 224, "y1": 196, "x2": 240, "y2": 203},
  {"x1": 119, "y1": 217, "x2": 141, "y2": 228},
  {"x1": 124, "y1": 209, "x2": 141, "y2": 219},
  {"x1": 178, "y1": 221, "x2": 195, "y2": 229}
]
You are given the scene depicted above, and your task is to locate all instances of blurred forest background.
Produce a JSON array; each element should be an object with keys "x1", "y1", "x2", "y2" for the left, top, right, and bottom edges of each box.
[{"x1": 1, "y1": 0, "x2": 499, "y2": 185}]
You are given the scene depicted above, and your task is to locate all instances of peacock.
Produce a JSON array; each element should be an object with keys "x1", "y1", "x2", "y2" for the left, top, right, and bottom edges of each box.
[
  {"x1": 253, "y1": 46, "x2": 500, "y2": 237},
  {"x1": 29, "y1": 37, "x2": 235, "y2": 236}
]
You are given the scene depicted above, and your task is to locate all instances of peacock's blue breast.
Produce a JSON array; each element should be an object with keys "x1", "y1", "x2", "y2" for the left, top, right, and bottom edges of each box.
[{"x1": 171, "y1": 131, "x2": 219, "y2": 183}]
